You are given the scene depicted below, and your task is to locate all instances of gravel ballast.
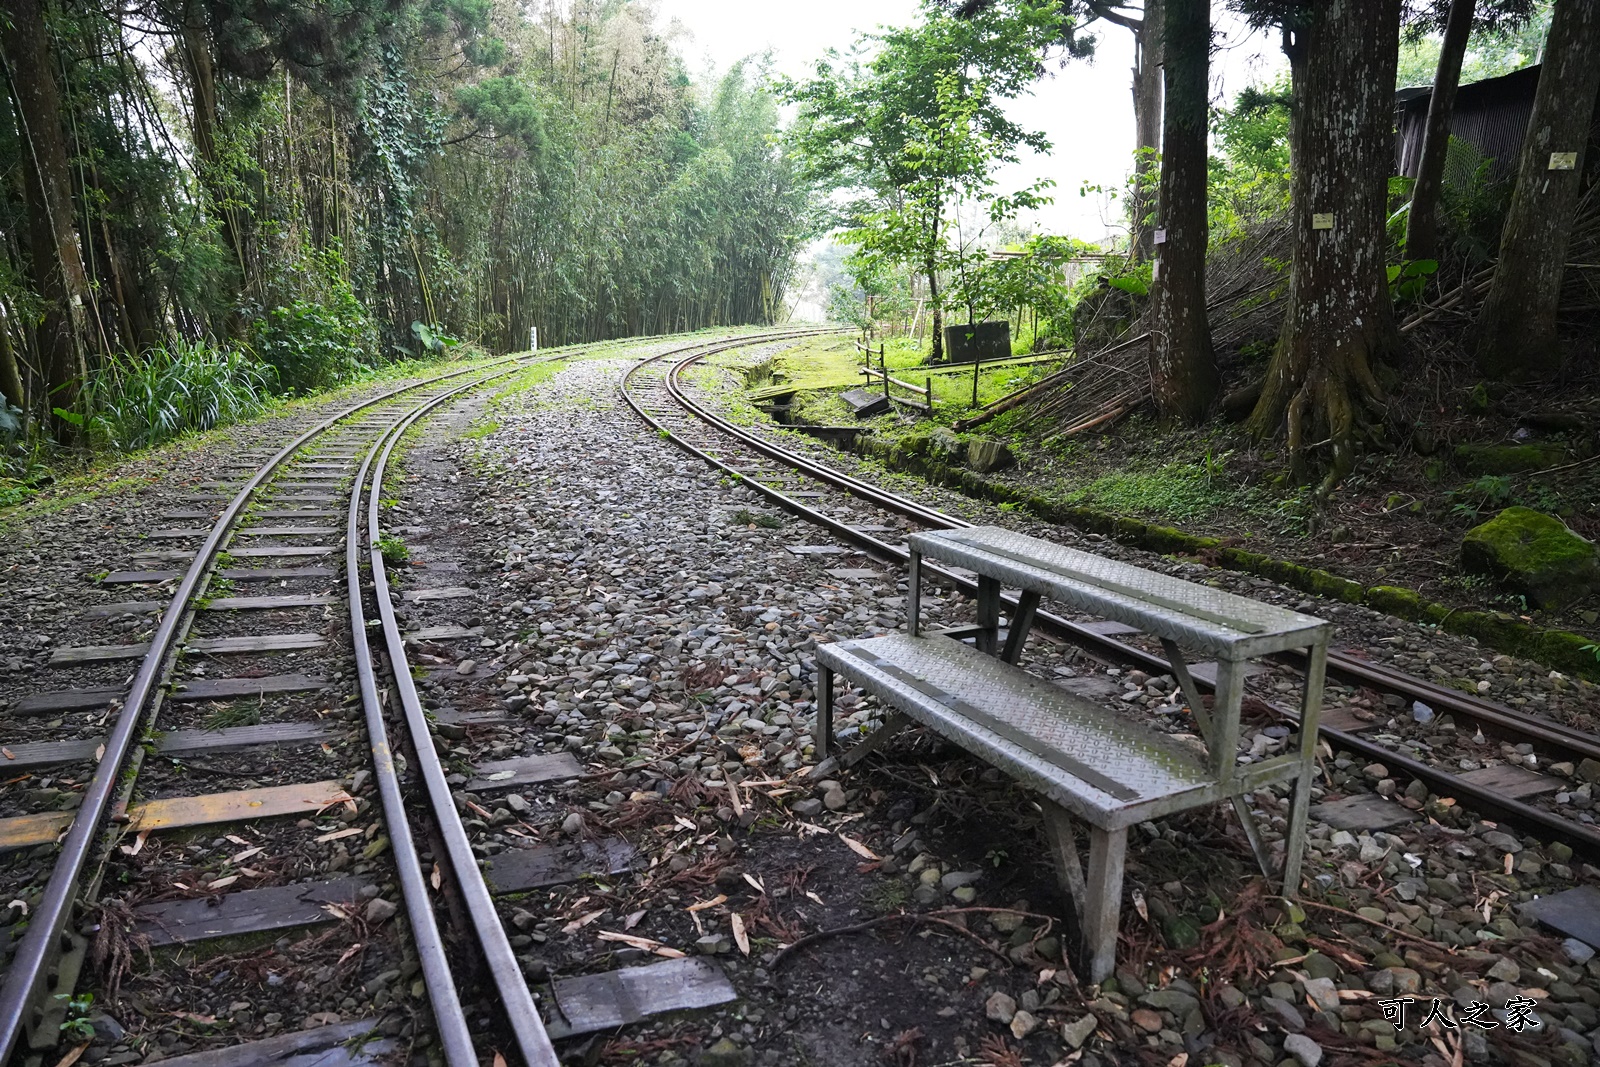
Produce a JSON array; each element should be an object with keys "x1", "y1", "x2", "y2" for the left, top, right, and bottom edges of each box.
[{"x1": 394, "y1": 345, "x2": 1600, "y2": 1066}]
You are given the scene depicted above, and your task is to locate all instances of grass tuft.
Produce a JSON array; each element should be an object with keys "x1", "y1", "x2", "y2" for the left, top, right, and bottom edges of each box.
[
  {"x1": 732, "y1": 508, "x2": 783, "y2": 529},
  {"x1": 376, "y1": 533, "x2": 410, "y2": 565}
]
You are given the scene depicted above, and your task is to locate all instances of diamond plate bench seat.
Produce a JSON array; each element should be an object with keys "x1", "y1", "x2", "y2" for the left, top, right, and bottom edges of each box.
[
  {"x1": 814, "y1": 524, "x2": 1331, "y2": 983},
  {"x1": 817, "y1": 633, "x2": 1219, "y2": 831},
  {"x1": 905, "y1": 526, "x2": 1328, "y2": 662}
]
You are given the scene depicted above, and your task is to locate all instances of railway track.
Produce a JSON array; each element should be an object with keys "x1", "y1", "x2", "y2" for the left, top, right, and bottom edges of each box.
[
  {"x1": 1, "y1": 325, "x2": 1585, "y2": 1063},
  {"x1": 0, "y1": 328, "x2": 826, "y2": 1067},
  {"x1": 622, "y1": 340, "x2": 1600, "y2": 861}
]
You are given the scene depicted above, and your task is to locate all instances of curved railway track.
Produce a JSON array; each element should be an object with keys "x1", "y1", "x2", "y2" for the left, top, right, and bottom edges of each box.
[
  {"x1": 3, "y1": 325, "x2": 1587, "y2": 1063},
  {"x1": 0, "y1": 328, "x2": 826, "y2": 1067},
  {"x1": 622, "y1": 339, "x2": 1600, "y2": 861}
]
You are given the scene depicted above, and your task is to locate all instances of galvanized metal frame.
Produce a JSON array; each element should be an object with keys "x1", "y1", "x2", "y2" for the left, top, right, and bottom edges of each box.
[
  {"x1": 907, "y1": 527, "x2": 1328, "y2": 660},
  {"x1": 831, "y1": 525, "x2": 1330, "y2": 983}
]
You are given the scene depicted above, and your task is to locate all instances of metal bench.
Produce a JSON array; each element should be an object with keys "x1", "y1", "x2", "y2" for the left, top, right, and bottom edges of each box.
[{"x1": 814, "y1": 525, "x2": 1330, "y2": 982}]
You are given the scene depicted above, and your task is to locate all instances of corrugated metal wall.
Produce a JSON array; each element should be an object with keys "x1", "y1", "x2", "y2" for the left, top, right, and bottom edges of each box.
[{"x1": 1396, "y1": 66, "x2": 1543, "y2": 181}]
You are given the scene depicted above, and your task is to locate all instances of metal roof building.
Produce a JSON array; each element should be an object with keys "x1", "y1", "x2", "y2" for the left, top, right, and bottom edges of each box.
[{"x1": 1395, "y1": 64, "x2": 1600, "y2": 181}]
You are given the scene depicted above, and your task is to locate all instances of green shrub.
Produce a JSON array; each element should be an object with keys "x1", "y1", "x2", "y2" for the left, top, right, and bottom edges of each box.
[
  {"x1": 85, "y1": 338, "x2": 276, "y2": 452},
  {"x1": 0, "y1": 397, "x2": 53, "y2": 509},
  {"x1": 250, "y1": 246, "x2": 378, "y2": 394},
  {"x1": 1438, "y1": 136, "x2": 1512, "y2": 266},
  {"x1": 251, "y1": 297, "x2": 374, "y2": 394}
]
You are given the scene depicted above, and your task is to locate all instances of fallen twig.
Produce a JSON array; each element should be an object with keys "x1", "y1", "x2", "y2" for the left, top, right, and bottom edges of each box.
[
  {"x1": 1055, "y1": 392, "x2": 1146, "y2": 437},
  {"x1": 1297, "y1": 898, "x2": 1455, "y2": 954}
]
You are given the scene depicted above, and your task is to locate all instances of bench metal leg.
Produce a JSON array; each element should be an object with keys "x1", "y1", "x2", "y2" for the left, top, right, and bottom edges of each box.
[
  {"x1": 1041, "y1": 803, "x2": 1086, "y2": 920},
  {"x1": 1159, "y1": 639, "x2": 1214, "y2": 745},
  {"x1": 1000, "y1": 591, "x2": 1040, "y2": 665},
  {"x1": 1040, "y1": 803, "x2": 1125, "y2": 985},
  {"x1": 1230, "y1": 794, "x2": 1276, "y2": 880},
  {"x1": 1281, "y1": 641, "x2": 1327, "y2": 897},
  {"x1": 1082, "y1": 825, "x2": 1127, "y2": 984},
  {"x1": 1207, "y1": 658, "x2": 1244, "y2": 784},
  {"x1": 816, "y1": 666, "x2": 834, "y2": 757},
  {"x1": 975, "y1": 576, "x2": 1001, "y2": 655},
  {"x1": 907, "y1": 550, "x2": 922, "y2": 638},
  {"x1": 839, "y1": 711, "x2": 912, "y2": 770}
]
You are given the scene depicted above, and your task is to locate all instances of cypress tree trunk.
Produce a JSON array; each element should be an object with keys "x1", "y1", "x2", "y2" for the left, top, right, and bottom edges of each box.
[
  {"x1": 2, "y1": 0, "x2": 93, "y2": 440},
  {"x1": 1147, "y1": 0, "x2": 1215, "y2": 425},
  {"x1": 1247, "y1": 0, "x2": 1402, "y2": 492},
  {"x1": 1474, "y1": 0, "x2": 1600, "y2": 380},
  {"x1": 1129, "y1": 0, "x2": 1164, "y2": 263},
  {"x1": 1405, "y1": 0, "x2": 1476, "y2": 264}
]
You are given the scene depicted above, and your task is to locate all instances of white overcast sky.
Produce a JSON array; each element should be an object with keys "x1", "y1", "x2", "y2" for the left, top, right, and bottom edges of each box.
[{"x1": 656, "y1": 0, "x2": 1288, "y2": 242}]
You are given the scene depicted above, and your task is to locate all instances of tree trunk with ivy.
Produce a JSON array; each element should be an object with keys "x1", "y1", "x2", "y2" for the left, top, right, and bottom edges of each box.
[
  {"x1": 1128, "y1": 0, "x2": 1163, "y2": 263},
  {"x1": 1147, "y1": 0, "x2": 1214, "y2": 424},
  {"x1": 1474, "y1": 0, "x2": 1600, "y2": 380},
  {"x1": 1404, "y1": 0, "x2": 1476, "y2": 264},
  {"x1": 180, "y1": 3, "x2": 251, "y2": 326},
  {"x1": 1247, "y1": 0, "x2": 1401, "y2": 492},
  {"x1": 2, "y1": 0, "x2": 93, "y2": 440}
]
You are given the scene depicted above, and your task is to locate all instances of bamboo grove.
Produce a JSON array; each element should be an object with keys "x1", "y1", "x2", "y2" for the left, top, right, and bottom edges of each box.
[{"x1": 0, "y1": 0, "x2": 816, "y2": 446}]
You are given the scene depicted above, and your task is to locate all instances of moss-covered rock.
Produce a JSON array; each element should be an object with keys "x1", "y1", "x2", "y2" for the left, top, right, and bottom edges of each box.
[
  {"x1": 967, "y1": 437, "x2": 1015, "y2": 473},
  {"x1": 1461, "y1": 506, "x2": 1599, "y2": 610},
  {"x1": 1365, "y1": 585, "x2": 1448, "y2": 624},
  {"x1": 884, "y1": 430, "x2": 944, "y2": 469},
  {"x1": 928, "y1": 428, "x2": 966, "y2": 463},
  {"x1": 1454, "y1": 442, "x2": 1570, "y2": 475}
]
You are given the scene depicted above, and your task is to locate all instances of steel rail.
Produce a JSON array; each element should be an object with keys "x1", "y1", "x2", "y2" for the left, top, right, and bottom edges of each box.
[
  {"x1": 1291, "y1": 652, "x2": 1600, "y2": 766},
  {"x1": 0, "y1": 355, "x2": 532, "y2": 1063},
  {"x1": 345, "y1": 362, "x2": 544, "y2": 1066},
  {"x1": 362, "y1": 360, "x2": 565, "y2": 1066},
  {"x1": 356, "y1": 327, "x2": 830, "y2": 1066},
  {"x1": 623, "y1": 343, "x2": 1600, "y2": 859}
]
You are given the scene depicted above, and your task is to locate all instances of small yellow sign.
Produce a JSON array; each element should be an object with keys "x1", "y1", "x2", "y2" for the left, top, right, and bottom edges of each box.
[
  {"x1": 1311, "y1": 213, "x2": 1335, "y2": 231},
  {"x1": 1549, "y1": 152, "x2": 1578, "y2": 171}
]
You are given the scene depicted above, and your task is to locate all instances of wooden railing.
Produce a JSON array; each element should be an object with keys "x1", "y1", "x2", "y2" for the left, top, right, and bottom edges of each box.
[{"x1": 855, "y1": 339, "x2": 933, "y2": 416}]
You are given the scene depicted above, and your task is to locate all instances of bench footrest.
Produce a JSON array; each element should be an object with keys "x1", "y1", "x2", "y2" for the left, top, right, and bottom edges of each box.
[{"x1": 817, "y1": 633, "x2": 1215, "y2": 831}]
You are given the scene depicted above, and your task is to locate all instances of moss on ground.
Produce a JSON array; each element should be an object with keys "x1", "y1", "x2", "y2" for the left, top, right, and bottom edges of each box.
[
  {"x1": 1454, "y1": 442, "x2": 1572, "y2": 476},
  {"x1": 1059, "y1": 463, "x2": 1239, "y2": 524}
]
